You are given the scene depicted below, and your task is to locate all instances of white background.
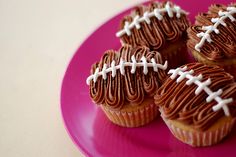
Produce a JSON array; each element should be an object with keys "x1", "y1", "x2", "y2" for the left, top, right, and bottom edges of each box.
[{"x1": 0, "y1": 0, "x2": 144, "y2": 156}]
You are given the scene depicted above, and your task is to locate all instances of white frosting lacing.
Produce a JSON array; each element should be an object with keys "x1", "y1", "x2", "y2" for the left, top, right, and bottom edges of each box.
[
  {"x1": 168, "y1": 66, "x2": 233, "y2": 116},
  {"x1": 86, "y1": 55, "x2": 168, "y2": 85},
  {"x1": 195, "y1": 6, "x2": 236, "y2": 51},
  {"x1": 116, "y1": 1, "x2": 188, "y2": 37}
]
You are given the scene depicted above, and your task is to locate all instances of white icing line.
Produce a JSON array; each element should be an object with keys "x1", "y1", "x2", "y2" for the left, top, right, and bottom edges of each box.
[
  {"x1": 116, "y1": 1, "x2": 188, "y2": 37},
  {"x1": 168, "y1": 66, "x2": 233, "y2": 116},
  {"x1": 195, "y1": 6, "x2": 236, "y2": 51},
  {"x1": 86, "y1": 55, "x2": 168, "y2": 85}
]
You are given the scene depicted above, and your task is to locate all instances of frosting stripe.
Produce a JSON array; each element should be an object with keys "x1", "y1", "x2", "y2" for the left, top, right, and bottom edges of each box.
[
  {"x1": 168, "y1": 66, "x2": 233, "y2": 116},
  {"x1": 116, "y1": 1, "x2": 188, "y2": 37}
]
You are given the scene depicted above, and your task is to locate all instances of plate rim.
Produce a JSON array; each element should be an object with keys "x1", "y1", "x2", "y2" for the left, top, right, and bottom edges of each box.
[
  {"x1": 60, "y1": 4, "x2": 136, "y2": 156},
  {"x1": 59, "y1": 0, "x2": 234, "y2": 156}
]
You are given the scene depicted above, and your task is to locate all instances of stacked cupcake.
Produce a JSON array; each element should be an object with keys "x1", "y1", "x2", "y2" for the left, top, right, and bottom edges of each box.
[
  {"x1": 87, "y1": 45, "x2": 167, "y2": 127},
  {"x1": 116, "y1": 1, "x2": 190, "y2": 68},
  {"x1": 188, "y1": 3, "x2": 236, "y2": 77},
  {"x1": 155, "y1": 62, "x2": 236, "y2": 146},
  {"x1": 86, "y1": 1, "x2": 236, "y2": 147}
]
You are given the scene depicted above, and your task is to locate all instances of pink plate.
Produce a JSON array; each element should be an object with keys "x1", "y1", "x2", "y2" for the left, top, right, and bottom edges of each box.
[{"x1": 61, "y1": 0, "x2": 236, "y2": 156}]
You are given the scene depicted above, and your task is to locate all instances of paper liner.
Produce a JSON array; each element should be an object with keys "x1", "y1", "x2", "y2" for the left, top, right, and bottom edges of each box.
[
  {"x1": 192, "y1": 50, "x2": 236, "y2": 79},
  {"x1": 101, "y1": 103, "x2": 158, "y2": 127},
  {"x1": 161, "y1": 114, "x2": 236, "y2": 147}
]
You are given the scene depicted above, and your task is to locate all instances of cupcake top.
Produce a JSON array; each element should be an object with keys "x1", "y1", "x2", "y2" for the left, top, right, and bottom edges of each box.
[
  {"x1": 188, "y1": 3, "x2": 236, "y2": 61},
  {"x1": 154, "y1": 62, "x2": 236, "y2": 131},
  {"x1": 116, "y1": 1, "x2": 189, "y2": 50},
  {"x1": 87, "y1": 45, "x2": 167, "y2": 109}
]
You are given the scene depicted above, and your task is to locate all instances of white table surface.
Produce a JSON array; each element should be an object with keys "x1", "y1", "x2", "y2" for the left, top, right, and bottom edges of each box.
[{"x1": 0, "y1": 0, "x2": 144, "y2": 156}]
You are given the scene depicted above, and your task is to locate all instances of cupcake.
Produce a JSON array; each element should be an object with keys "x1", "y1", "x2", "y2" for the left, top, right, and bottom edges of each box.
[
  {"x1": 86, "y1": 45, "x2": 168, "y2": 127},
  {"x1": 187, "y1": 3, "x2": 236, "y2": 78},
  {"x1": 116, "y1": 1, "x2": 190, "y2": 69},
  {"x1": 154, "y1": 62, "x2": 236, "y2": 147}
]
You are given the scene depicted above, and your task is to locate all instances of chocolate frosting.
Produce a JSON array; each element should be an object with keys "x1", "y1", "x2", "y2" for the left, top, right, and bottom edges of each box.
[
  {"x1": 187, "y1": 3, "x2": 236, "y2": 61},
  {"x1": 154, "y1": 62, "x2": 236, "y2": 131},
  {"x1": 118, "y1": 1, "x2": 190, "y2": 50},
  {"x1": 89, "y1": 45, "x2": 167, "y2": 110}
]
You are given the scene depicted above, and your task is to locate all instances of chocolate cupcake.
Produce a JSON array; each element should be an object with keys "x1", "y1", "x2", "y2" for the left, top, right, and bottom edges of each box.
[
  {"x1": 154, "y1": 62, "x2": 236, "y2": 147},
  {"x1": 86, "y1": 45, "x2": 168, "y2": 127},
  {"x1": 116, "y1": 1, "x2": 190, "y2": 69},
  {"x1": 188, "y1": 3, "x2": 236, "y2": 78}
]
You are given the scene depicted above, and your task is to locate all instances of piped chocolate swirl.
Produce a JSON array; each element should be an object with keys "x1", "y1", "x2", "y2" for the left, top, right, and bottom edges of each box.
[
  {"x1": 117, "y1": 1, "x2": 190, "y2": 68},
  {"x1": 155, "y1": 63, "x2": 236, "y2": 131},
  {"x1": 118, "y1": 1, "x2": 189, "y2": 48},
  {"x1": 187, "y1": 3, "x2": 236, "y2": 61},
  {"x1": 88, "y1": 45, "x2": 167, "y2": 109}
]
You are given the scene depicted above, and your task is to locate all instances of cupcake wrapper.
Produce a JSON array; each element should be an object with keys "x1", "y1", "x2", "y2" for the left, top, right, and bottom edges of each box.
[
  {"x1": 162, "y1": 115, "x2": 236, "y2": 147},
  {"x1": 101, "y1": 103, "x2": 158, "y2": 127}
]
